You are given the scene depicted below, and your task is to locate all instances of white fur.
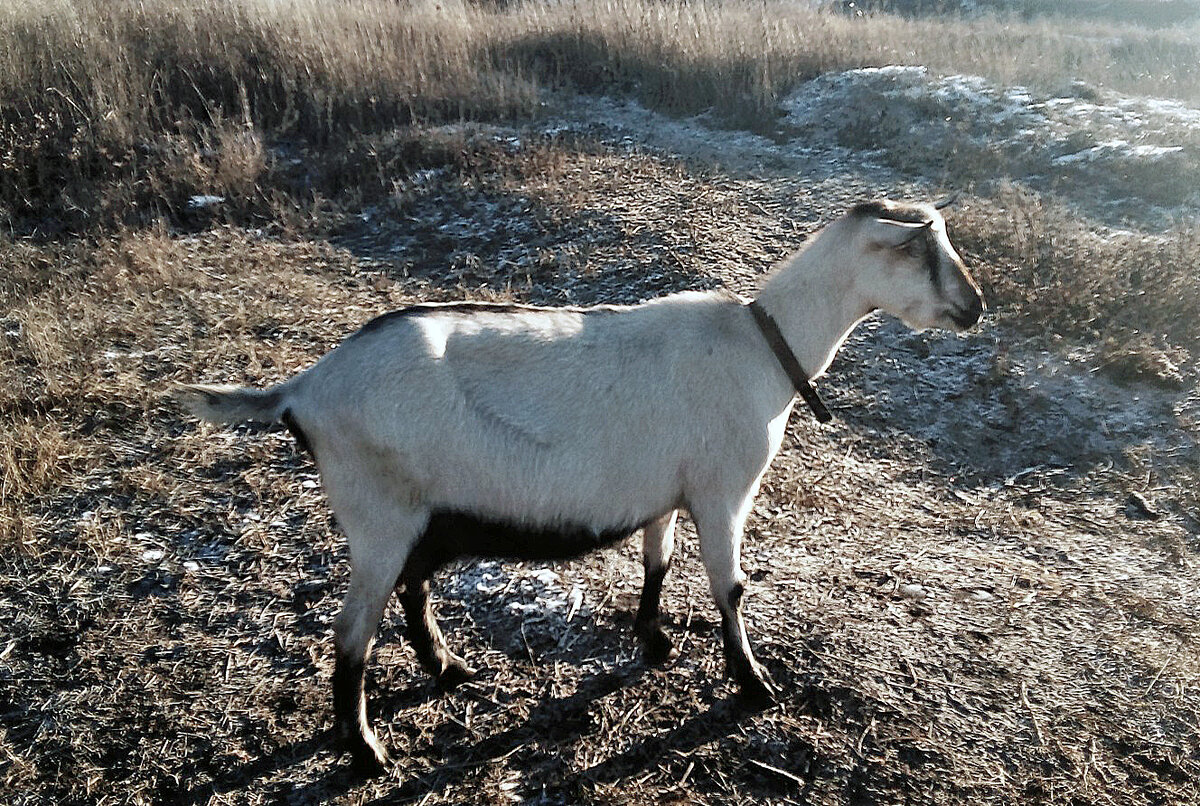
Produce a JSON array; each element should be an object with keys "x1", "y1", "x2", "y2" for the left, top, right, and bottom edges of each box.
[{"x1": 180, "y1": 199, "x2": 983, "y2": 769}]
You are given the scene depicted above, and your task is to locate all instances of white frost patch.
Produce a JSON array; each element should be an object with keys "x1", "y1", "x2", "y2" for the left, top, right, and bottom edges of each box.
[
  {"x1": 1053, "y1": 141, "x2": 1184, "y2": 165},
  {"x1": 187, "y1": 194, "x2": 225, "y2": 209},
  {"x1": 542, "y1": 94, "x2": 897, "y2": 186},
  {"x1": 445, "y1": 560, "x2": 593, "y2": 624},
  {"x1": 837, "y1": 317, "x2": 1192, "y2": 484},
  {"x1": 780, "y1": 66, "x2": 1200, "y2": 224},
  {"x1": 782, "y1": 65, "x2": 1198, "y2": 155}
]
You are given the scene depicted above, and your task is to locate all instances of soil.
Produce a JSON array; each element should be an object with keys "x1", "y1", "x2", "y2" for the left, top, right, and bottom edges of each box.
[{"x1": 4, "y1": 84, "x2": 1199, "y2": 805}]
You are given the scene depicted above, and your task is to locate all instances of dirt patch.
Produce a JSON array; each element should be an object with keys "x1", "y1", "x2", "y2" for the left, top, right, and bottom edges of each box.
[{"x1": 3, "y1": 110, "x2": 1199, "y2": 805}]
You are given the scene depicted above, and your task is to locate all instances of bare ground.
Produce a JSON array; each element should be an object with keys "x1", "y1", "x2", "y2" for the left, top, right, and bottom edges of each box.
[{"x1": 3, "y1": 101, "x2": 1199, "y2": 806}]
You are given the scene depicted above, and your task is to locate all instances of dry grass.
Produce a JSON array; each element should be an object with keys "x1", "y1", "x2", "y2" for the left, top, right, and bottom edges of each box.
[
  {"x1": 952, "y1": 185, "x2": 1200, "y2": 375},
  {"x1": 3, "y1": 126, "x2": 1199, "y2": 804},
  {"x1": 3, "y1": 1, "x2": 1199, "y2": 803},
  {"x1": 2, "y1": 0, "x2": 1198, "y2": 231}
]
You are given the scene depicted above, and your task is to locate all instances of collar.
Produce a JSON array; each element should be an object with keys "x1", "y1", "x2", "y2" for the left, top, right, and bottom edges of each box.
[{"x1": 746, "y1": 300, "x2": 833, "y2": 423}]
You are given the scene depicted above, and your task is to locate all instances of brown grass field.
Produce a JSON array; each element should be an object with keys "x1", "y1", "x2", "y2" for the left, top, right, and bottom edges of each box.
[{"x1": 3, "y1": 1, "x2": 1200, "y2": 804}]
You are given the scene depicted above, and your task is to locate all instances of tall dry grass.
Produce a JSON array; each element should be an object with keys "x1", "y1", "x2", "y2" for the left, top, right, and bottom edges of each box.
[
  {"x1": 953, "y1": 186, "x2": 1200, "y2": 380},
  {"x1": 2, "y1": 0, "x2": 1198, "y2": 232}
]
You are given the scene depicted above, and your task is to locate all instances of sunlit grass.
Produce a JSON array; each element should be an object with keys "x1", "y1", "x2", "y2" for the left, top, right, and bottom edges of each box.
[{"x1": 2, "y1": 0, "x2": 1197, "y2": 230}]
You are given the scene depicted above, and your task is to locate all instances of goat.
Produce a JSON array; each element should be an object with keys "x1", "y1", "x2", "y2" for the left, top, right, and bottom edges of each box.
[{"x1": 179, "y1": 198, "x2": 984, "y2": 774}]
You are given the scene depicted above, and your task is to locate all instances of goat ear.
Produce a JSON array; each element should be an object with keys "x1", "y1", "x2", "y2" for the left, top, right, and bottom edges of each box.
[
  {"x1": 934, "y1": 191, "x2": 961, "y2": 210},
  {"x1": 869, "y1": 218, "x2": 932, "y2": 249}
]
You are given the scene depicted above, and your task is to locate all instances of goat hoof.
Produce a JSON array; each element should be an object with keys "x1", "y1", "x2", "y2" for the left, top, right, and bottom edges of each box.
[
  {"x1": 640, "y1": 631, "x2": 678, "y2": 665},
  {"x1": 436, "y1": 659, "x2": 476, "y2": 690},
  {"x1": 350, "y1": 751, "x2": 390, "y2": 778},
  {"x1": 738, "y1": 672, "x2": 779, "y2": 709},
  {"x1": 347, "y1": 740, "x2": 391, "y2": 777},
  {"x1": 342, "y1": 726, "x2": 392, "y2": 777},
  {"x1": 635, "y1": 618, "x2": 678, "y2": 665}
]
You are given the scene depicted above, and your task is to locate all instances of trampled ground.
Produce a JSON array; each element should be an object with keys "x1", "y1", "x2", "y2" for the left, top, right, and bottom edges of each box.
[{"x1": 4, "y1": 66, "x2": 1200, "y2": 805}]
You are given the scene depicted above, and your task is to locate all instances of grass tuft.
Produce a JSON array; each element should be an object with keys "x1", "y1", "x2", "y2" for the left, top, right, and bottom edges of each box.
[{"x1": 954, "y1": 185, "x2": 1200, "y2": 370}]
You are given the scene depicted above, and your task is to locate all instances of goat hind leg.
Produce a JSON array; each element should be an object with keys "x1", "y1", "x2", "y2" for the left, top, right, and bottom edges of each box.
[
  {"x1": 332, "y1": 509, "x2": 426, "y2": 775},
  {"x1": 397, "y1": 543, "x2": 474, "y2": 689},
  {"x1": 634, "y1": 510, "x2": 679, "y2": 664}
]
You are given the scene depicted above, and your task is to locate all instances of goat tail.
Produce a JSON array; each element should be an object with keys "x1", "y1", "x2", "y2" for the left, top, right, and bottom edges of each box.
[{"x1": 176, "y1": 383, "x2": 288, "y2": 425}]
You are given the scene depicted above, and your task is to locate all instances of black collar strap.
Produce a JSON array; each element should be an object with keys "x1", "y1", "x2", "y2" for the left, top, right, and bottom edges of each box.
[{"x1": 747, "y1": 300, "x2": 833, "y2": 423}]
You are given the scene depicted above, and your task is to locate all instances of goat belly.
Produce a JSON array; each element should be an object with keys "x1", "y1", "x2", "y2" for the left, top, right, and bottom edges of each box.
[{"x1": 419, "y1": 510, "x2": 645, "y2": 564}]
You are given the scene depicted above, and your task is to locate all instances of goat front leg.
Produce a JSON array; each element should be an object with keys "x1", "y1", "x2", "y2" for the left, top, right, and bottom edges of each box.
[
  {"x1": 692, "y1": 501, "x2": 777, "y2": 705},
  {"x1": 634, "y1": 510, "x2": 679, "y2": 664}
]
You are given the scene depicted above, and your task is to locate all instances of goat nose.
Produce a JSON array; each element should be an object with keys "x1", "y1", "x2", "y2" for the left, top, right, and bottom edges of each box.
[
  {"x1": 950, "y1": 294, "x2": 984, "y2": 329},
  {"x1": 963, "y1": 295, "x2": 984, "y2": 326}
]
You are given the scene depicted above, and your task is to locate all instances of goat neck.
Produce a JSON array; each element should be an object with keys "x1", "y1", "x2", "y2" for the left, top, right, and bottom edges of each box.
[{"x1": 751, "y1": 216, "x2": 876, "y2": 383}]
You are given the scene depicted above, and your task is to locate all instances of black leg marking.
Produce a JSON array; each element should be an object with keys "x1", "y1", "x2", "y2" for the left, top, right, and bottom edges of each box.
[
  {"x1": 720, "y1": 582, "x2": 751, "y2": 679},
  {"x1": 634, "y1": 564, "x2": 676, "y2": 664},
  {"x1": 333, "y1": 651, "x2": 390, "y2": 775},
  {"x1": 719, "y1": 582, "x2": 777, "y2": 706},
  {"x1": 398, "y1": 542, "x2": 474, "y2": 689},
  {"x1": 635, "y1": 565, "x2": 669, "y2": 625},
  {"x1": 332, "y1": 652, "x2": 364, "y2": 743}
]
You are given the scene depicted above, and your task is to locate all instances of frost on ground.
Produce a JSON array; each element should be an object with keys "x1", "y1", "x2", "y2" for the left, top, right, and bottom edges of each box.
[
  {"x1": 445, "y1": 562, "x2": 591, "y2": 644},
  {"x1": 6, "y1": 59, "x2": 1200, "y2": 806},
  {"x1": 781, "y1": 66, "x2": 1200, "y2": 226},
  {"x1": 833, "y1": 317, "x2": 1198, "y2": 482},
  {"x1": 541, "y1": 66, "x2": 1200, "y2": 229}
]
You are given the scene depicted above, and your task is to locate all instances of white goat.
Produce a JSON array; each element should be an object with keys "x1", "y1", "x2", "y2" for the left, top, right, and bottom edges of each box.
[{"x1": 180, "y1": 198, "x2": 983, "y2": 774}]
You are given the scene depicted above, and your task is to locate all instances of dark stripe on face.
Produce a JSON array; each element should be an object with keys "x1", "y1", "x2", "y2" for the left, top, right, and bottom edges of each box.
[{"x1": 924, "y1": 232, "x2": 943, "y2": 295}]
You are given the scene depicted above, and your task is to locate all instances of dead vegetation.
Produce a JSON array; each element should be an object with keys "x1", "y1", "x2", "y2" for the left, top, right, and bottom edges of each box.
[
  {"x1": 3, "y1": 0, "x2": 1199, "y2": 233},
  {"x1": 3, "y1": 126, "x2": 1199, "y2": 804},
  {"x1": 3, "y1": 1, "x2": 1200, "y2": 804}
]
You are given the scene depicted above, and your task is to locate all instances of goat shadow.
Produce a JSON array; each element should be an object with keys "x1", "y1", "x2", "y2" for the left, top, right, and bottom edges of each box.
[
  {"x1": 315, "y1": 665, "x2": 770, "y2": 805},
  {"x1": 163, "y1": 568, "x2": 714, "y2": 804}
]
